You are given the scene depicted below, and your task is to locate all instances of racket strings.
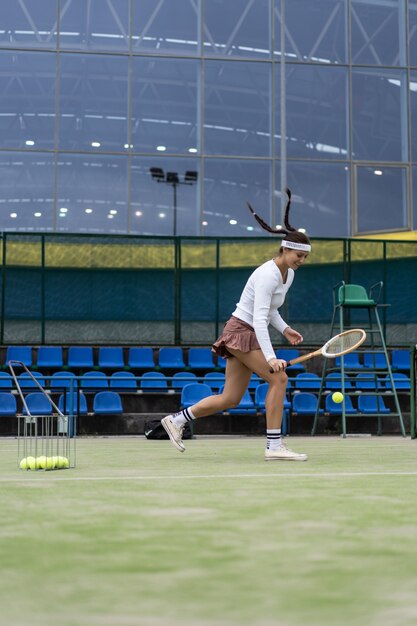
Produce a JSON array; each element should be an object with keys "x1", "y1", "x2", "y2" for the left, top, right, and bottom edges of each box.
[{"x1": 324, "y1": 330, "x2": 365, "y2": 356}]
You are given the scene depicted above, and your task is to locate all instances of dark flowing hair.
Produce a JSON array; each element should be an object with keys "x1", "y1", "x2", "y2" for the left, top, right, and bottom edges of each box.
[{"x1": 247, "y1": 188, "x2": 311, "y2": 247}]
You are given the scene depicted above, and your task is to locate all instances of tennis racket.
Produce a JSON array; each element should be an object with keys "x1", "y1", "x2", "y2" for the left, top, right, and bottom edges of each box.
[
  {"x1": 270, "y1": 328, "x2": 366, "y2": 371},
  {"x1": 287, "y1": 329, "x2": 366, "y2": 366}
]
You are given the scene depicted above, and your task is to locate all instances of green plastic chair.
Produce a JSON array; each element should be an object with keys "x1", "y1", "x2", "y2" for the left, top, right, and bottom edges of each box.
[{"x1": 338, "y1": 284, "x2": 374, "y2": 307}]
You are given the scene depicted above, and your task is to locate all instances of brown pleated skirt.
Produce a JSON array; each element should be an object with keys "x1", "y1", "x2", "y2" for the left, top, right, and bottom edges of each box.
[{"x1": 211, "y1": 315, "x2": 261, "y2": 358}]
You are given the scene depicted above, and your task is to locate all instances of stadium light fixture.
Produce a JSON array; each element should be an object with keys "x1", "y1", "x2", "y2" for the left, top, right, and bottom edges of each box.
[{"x1": 149, "y1": 168, "x2": 199, "y2": 236}]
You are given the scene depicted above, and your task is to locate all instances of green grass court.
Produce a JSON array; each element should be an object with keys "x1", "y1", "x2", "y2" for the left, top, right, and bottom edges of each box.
[{"x1": 2, "y1": 435, "x2": 417, "y2": 626}]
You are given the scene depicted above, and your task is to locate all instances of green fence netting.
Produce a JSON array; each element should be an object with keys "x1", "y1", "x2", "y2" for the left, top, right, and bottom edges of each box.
[{"x1": 0, "y1": 233, "x2": 416, "y2": 345}]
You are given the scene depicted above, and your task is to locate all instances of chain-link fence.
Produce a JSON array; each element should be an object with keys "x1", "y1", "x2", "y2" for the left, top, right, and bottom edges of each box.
[{"x1": 1, "y1": 233, "x2": 416, "y2": 346}]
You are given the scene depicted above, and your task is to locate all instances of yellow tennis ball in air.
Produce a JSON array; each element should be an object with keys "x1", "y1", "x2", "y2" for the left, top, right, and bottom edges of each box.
[{"x1": 332, "y1": 391, "x2": 344, "y2": 404}]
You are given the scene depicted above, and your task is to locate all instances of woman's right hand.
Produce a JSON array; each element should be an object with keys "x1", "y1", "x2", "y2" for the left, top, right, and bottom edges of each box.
[{"x1": 267, "y1": 357, "x2": 287, "y2": 373}]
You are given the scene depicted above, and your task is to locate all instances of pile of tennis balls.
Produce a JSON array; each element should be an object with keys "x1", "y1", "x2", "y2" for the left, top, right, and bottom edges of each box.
[{"x1": 19, "y1": 455, "x2": 69, "y2": 470}]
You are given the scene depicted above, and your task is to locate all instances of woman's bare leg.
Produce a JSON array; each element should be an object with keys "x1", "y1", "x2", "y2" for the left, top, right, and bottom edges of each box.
[
  {"x1": 224, "y1": 348, "x2": 307, "y2": 460},
  {"x1": 191, "y1": 356, "x2": 252, "y2": 417},
  {"x1": 162, "y1": 346, "x2": 307, "y2": 459},
  {"x1": 226, "y1": 347, "x2": 287, "y2": 429},
  {"x1": 192, "y1": 347, "x2": 286, "y2": 427}
]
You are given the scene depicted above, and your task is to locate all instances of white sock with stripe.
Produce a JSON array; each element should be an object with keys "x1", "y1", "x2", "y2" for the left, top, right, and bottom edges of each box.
[
  {"x1": 172, "y1": 407, "x2": 196, "y2": 427},
  {"x1": 266, "y1": 429, "x2": 282, "y2": 451}
]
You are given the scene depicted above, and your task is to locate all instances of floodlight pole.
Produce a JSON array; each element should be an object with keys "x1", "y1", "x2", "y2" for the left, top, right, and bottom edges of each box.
[
  {"x1": 166, "y1": 176, "x2": 197, "y2": 237},
  {"x1": 150, "y1": 169, "x2": 197, "y2": 237},
  {"x1": 172, "y1": 179, "x2": 178, "y2": 237}
]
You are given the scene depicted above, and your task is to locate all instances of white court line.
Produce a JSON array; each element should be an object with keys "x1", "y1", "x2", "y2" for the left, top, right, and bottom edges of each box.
[{"x1": 2, "y1": 470, "x2": 417, "y2": 483}]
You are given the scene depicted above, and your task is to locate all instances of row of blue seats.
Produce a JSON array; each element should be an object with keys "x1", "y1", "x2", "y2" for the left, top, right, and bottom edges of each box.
[
  {"x1": 2, "y1": 345, "x2": 411, "y2": 372},
  {"x1": 0, "y1": 384, "x2": 291, "y2": 434},
  {"x1": 1, "y1": 370, "x2": 410, "y2": 393},
  {"x1": 333, "y1": 350, "x2": 410, "y2": 371},
  {"x1": 0, "y1": 384, "x2": 275, "y2": 419},
  {"x1": 292, "y1": 392, "x2": 392, "y2": 416},
  {"x1": 292, "y1": 372, "x2": 410, "y2": 391},
  {"x1": 0, "y1": 391, "x2": 123, "y2": 417},
  {"x1": 4, "y1": 346, "x2": 226, "y2": 370},
  {"x1": 1, "y1": 370, "x2": 233, "y2": 391},
  {"x1": 0, "y1": 384, "x2": 396, "y2": 421},
  {"x1": 179, "y1": 384, "x2": 395, "y2": 417}
]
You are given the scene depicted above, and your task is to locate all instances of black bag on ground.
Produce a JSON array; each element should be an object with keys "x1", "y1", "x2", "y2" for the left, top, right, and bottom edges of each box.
[{"x1": 144, "y1": 419, "x2": 192, "y2": 440}]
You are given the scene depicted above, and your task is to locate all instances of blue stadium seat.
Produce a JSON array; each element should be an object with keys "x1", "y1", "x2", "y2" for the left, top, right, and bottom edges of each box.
[
  {"x1": 275, "y1": 348, "x2": 305, "y2": 373},
  {"x1": 325, "y1": 373, "x2": 353, "y2": 390},
  {"x1": 98, "y1": 347, "x2": 125, "y2": 369},
  {"x1": 67, "y1": 346, "x2": 94, "y2": 369},
  {"x1": 6, "y1": 346, "x2": 32, "y2": 368},
  {"x1": 22, "y1": 393, "x2": 52, "y2": 416},
  {"x1": 0, "y1": 372, "x2": 13, "y2": 389},
  {"x1": 59, "y1": 392, "x2": 88, "y2": 416},
  {"x1": 81, "y1": 371, "x2": 108, "y2": 390},
  {"x1": 383, "y1": 373, "x2": 410, "y2": 391},
  {"x1": 358, "y1": 395, "x2": 391, "y2": 414},
  {"x1": 354, "y1": 373, "x2": 383, "y2": 391},
  {"x1": 49, "y1": 371, "x2": 78, "y2": 390},
  {"x1": 109, "y1": 371, "x2": 137, "y2": 391},
  {"x1": 294, "y1": 372, "x2": 321, "y2": 391},
  {"x1": 391, "y1": 349, "x2": 410, "y2": 373},
  {"x1": 128, "y1": 347, "x2": 155, "y2": 369},
  {"x1": 203, "y1": 372, "x2": 225, "y2": 391},
  {"x1": 172, "y1": 372, "x2": 198, "y2": 391},
  {"x1": 292, "y1": 392, "x2": 324, "y2": 416},
  {"x1": 335, "y1": 352, "x2": 363, "y2": 369},
  {"x1": 18, "y1": 371, "x2": 46, "y2": 390},
  {"x1": 217, "y1": 356, "x2": 227, "y2": 370},
  {"x1": 140, "y1": 372, "x2": 168, "y2": 391},
  {"x1": 0, "y1": 392, "x2": 17, "y2": 416},
  {"x1": 181, "y1": 383, "x2": 213, "y2": 408},
  {"x1": 187, "y1": 348, "x2": 215, "y2": 370},
  {"x1": 36, "y1": 346, "x2": 64, "y2": 369},
  {"x1": 158, "y1": 347, "x2": 185, "y2": 370},
  {"x1": 325, "y1": 394, "x2": 357, "y2": 415},
  {"x1": 93, "y1": 391, "x2": 123, "y2": 415},
  {"x1": 363, "y1": 352, "x2": 389, "y2": 369}
]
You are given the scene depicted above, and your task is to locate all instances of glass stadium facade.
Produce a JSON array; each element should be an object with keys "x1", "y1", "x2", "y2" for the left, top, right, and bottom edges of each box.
[{"x1": 0, "y1": 0, "x2": 416, "y2": 238}]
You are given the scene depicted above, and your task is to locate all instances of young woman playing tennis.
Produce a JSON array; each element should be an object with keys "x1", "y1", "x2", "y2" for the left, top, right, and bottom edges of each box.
[{"x1": 162, "y1": 190, "x2": 310, "y2": 461}]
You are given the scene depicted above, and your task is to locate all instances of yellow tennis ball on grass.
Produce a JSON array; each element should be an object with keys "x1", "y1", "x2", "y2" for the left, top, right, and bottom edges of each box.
[
  {"x1": 45, "y1": 457, "x2": 54, "y2": 470},
  {"x1": 27, "y1": 456, "x2": 37, "y2": 470},
  {"x1": 332, "y1": 391, "x2": 344, "y2": 404},
  {"x1": 56, "y1": 456, "x2": 70, "y2": 469},
  {"x1": 37, "y1": 456, "x2": 47, "y2": 469},
  {"x1": 19, "y1": 457, "x2": 29, "y2": 470}
]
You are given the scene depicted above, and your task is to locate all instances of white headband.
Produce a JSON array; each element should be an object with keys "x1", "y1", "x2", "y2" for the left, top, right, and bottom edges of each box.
[{"x1": 281, "y1": 240, "x2": 311, "y2": 252}]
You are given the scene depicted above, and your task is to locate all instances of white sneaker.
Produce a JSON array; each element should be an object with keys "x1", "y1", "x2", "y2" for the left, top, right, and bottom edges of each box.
[
  {"x1": 265, "y1": 443, "x2": 308, "y2": 462},
  {"x1": 161, "y1": 415, "x2": 185, "y2": 453}
]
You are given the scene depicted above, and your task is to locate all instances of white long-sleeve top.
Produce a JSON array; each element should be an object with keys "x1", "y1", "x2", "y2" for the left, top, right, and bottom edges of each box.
[{"x1": 232, "y1": 259, "x2": 294, "y2": 362}]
